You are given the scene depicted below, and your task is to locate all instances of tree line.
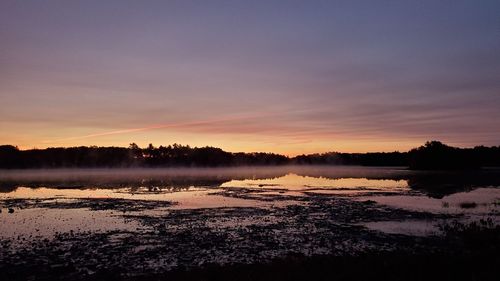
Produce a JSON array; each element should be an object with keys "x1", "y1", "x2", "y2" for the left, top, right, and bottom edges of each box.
[{"x1": 0, "y1": 141, "x2": 499, "y2": 169}]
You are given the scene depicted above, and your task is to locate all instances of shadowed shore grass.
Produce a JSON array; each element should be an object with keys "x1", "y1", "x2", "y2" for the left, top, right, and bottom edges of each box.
[
  {"x1": 154, "y1": 252, "x2": 499, "y2": 281},
  {"x1": 136, "y1": 220, "x2": 500, "y2": 281},
  {"x1": 4, "y1": 220, "x2": 497, "y2": 281}
]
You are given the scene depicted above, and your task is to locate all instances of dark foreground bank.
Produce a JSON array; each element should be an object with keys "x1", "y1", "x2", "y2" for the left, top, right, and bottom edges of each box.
[
  {"x1": 159, "y1": 252, "x2": 499, "y2": 281},
  {"x1": 4, "y1": 226, "x2": 499, "y2": 281},
  {"x1": 160, "y1": 221, "x2": 500, "y2": 281},
  {"x1": 1, "y1": 203, "x2": 498, "y2": 281}
]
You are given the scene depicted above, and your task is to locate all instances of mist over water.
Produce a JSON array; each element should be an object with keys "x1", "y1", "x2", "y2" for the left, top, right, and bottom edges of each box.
[
  {"x1": 1, "y1": 165, "x2": 499, "y2": 196},
  {"x1": 1, "y1": 166, "x2": 499, "y2": 278}
]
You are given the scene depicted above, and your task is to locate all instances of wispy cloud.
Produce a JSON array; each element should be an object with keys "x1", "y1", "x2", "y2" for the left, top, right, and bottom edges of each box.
[{"x1": 41, "y1": 114, "x2": 273, "y2": 144}]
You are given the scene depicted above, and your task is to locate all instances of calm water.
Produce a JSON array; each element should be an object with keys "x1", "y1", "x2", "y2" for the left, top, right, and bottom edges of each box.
[{"x1": 1, "y1": 166, "x2": 499, "y2": 241}]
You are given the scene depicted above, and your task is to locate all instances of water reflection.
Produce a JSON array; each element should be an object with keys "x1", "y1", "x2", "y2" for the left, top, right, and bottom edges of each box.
[
  {"x1": 0, "y1": 173, "x2": 410, "y2": 214},
  {"x1": 2, "y1": 166, "x2": 499, "y2": 197},
  {"x1": 362, "y1": 220, "x2": 440, "y2": 237},
  {"x1": 0, "y1": 207, "x2": 141, "y2": 241},
  {"x1": 1, "y1": 166, "x2": 499, "y2": 243},
  {"x1": 221, "y1": 173, "x2": 408, "y2": 191},
  {"x1": 359, "y1": 188, "x2": 500, "y2": 215}
]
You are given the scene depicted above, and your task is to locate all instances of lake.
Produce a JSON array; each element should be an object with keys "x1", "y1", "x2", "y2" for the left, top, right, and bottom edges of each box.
[{"x1": 0, "y1": 166, "x2": 499, "y2": 278}]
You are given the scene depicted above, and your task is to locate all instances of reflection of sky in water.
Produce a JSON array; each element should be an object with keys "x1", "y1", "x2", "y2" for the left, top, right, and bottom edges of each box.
[
  {"x1": 0, "y1": 208, "x2": 141, "y2": 241},
  {"x1": 0, "y1": 188, "x2": 281, "y2": 242},
  {"x1": 1, "y1": 186, "x2": 196, "y2": 200},
  {"x1": 0, "y1": 187, "x2": 278, "y2": 210},
  {"x1": 359, "y1": 188, "x2": 500, "y2": 215},
  {"x1": 221, "y1": 173, "x2": 409, "y2": 191},
  {"x1": 362, "y1": 220, "x2": 440, "y2": 237},
  {"x1": 360, "y1": 188, "x2": 500, "y2": 236},
  {"x1": 0, "y1": 173, "x2": 410, "y2": 200},
  {"x1": 1, "y1": 168, "x2": 499, "y2": 242},
  {"x1": 0, "y1": 172, "x2": 413, "y2": 242}
]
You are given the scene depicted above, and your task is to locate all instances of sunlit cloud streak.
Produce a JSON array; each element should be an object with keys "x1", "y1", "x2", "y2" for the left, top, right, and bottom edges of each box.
[{"x1": 41, "y1": 114, "x2": 272, "y2": 144}]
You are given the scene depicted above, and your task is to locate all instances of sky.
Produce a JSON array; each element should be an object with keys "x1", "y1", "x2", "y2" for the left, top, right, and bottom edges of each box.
[{"x1": 1, "y1": 0, "x2": 499, "y2": 155}]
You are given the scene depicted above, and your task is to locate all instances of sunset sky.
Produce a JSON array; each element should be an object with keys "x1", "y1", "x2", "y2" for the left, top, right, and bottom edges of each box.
[{"x1": 1, "y1": 1, "x2": 499, "y2": 155}]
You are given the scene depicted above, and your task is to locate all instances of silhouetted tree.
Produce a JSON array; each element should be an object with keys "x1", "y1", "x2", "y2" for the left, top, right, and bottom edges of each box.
[
  {"x1": 0, "y1": 141, "x2": 498, "y2": 169},
  {"x1": 408, "y1": 141, "x2": 480, "y2": 170}
]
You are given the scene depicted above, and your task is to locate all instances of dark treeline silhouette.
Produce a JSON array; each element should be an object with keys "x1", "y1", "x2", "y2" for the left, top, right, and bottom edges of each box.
[
  {"x1": 0, "y1": 141, "x2": 499, "y2": 169},
  {"x1": 293, "y1": 151, "x2": 408, "y2": 166},
  {"x1": 0, "y1": 143, "x2": 288, "y2": 168},
  {"x1": 292, "y1": 141, "x2": 500, "y2": 169},
  {"x1": 408, "y1": 141, "x2": 482, "y2": 170}
]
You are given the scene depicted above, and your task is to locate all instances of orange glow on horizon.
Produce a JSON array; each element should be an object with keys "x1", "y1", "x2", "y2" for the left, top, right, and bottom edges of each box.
[{"x1": 11, "y1": 134, "x2": 427, "y2": 157}]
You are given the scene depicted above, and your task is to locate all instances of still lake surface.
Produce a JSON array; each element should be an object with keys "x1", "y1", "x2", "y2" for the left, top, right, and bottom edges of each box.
[
  {"x1": 1, "y1": 165, "x2": 500, "y2": 277},
  {"x1": 1, "y1": 166, "x2": 499, "y2": 241}
]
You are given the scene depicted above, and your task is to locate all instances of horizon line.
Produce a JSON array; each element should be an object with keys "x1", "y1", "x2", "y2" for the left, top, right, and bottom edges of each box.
[{"x1": 2, "y1": 140, "x2": 498, "y2": 157}]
